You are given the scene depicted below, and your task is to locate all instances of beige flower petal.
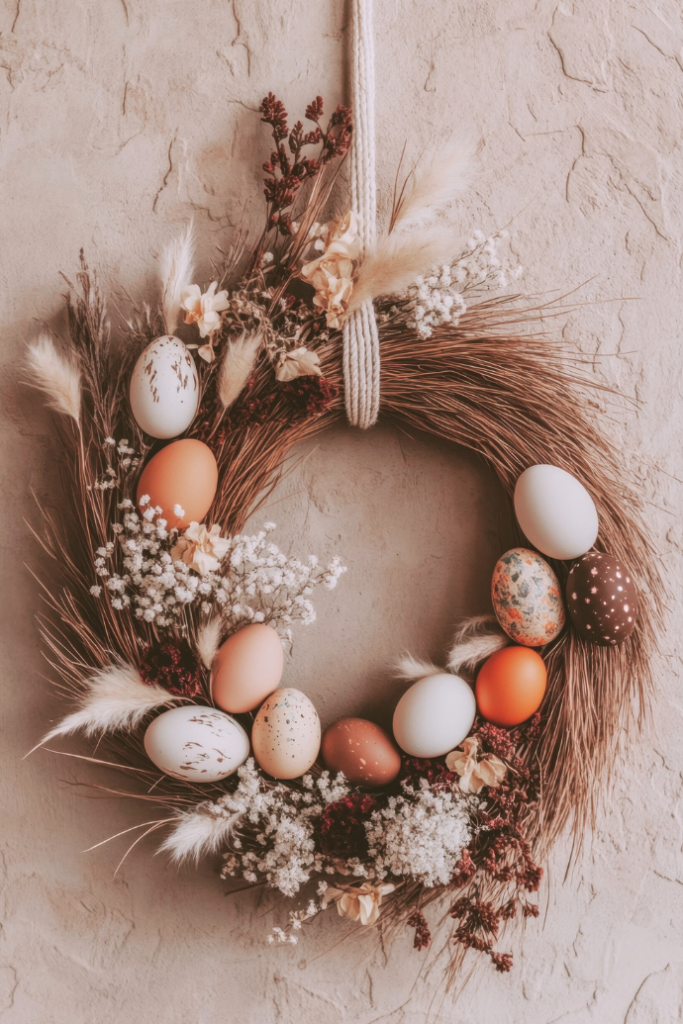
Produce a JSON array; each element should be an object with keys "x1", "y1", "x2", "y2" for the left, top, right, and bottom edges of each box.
[{"x1": 276, "y1": 347, "x2": 322, "y2": 382}]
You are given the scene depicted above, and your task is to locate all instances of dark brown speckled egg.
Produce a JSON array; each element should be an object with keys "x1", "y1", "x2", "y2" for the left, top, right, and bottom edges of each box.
[{"x1": 566, "y1": 552, "x2": 638, "y2": 646}]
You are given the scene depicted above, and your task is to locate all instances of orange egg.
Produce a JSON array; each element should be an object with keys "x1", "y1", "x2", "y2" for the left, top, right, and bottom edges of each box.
[
  {"x1": 475, "y1": 646, "x2": 547, "y2": 726},
  {"x1": 321, "y1": 718, "x2": 401, "y2": 787},
  {"x1": 136, "y1": 439, "x2": 218, "y2": 529},
  {"x1": 211, "y1": 624, "x2": 284, "y2": 714}
]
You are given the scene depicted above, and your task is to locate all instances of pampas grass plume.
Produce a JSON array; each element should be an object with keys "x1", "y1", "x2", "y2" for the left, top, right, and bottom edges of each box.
[
  {"x1": 161, "y1": 223, "x2": 195, "y2": 335},
  {"x1": 35, "y1": 664, "x2": 181, "y2": 747},
  {"x1": 392, "y1": 139, "x2": 475, "y2": 233},
  {"x1": 395, "y1": 653, "x2": 441, "y2": 682},
  {"x1": 197, "y1": 617, "x2": 222, "y2": 670},
  {"x1": 161, "y1": 806, "x2": 242, "y2": 865},
  {"x1": 348, "y1": 228, "x2": 458, "y2": 312},
  {"x1": 218, "y1": 331, "x2": 262, "y2": 409},
  {"x1": 26, "y1": 334, "x2": 81, "y2": 424},
  {"x1": 446, "y1": 615, "x2": 509, "y2": 677}
]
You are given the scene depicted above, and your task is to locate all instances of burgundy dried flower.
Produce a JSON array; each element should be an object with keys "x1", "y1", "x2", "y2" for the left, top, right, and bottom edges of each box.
[
  {"x1": 407, "y1": 911, "x2": 431, "y2": 951},
  {"x1": 490, "y1": 951, "x2": 513, "y2": 973},
  {"x1": 400, "y1": 757, "x2": 458, "y2": 790},
  {"x1": 316, "y1": 793, "x2": 377, "y2": 859},
  {"x1": 139, "y1": 640, "x2": 203, "y2": 698}
]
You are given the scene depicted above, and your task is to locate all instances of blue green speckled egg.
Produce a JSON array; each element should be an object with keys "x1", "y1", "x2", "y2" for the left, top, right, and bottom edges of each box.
[{"x1": 492, "y1": 547, "x2": 565, "y2": 647}]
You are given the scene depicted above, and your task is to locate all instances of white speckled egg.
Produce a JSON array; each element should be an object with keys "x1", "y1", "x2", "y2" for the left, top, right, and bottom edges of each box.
[
  {"x1": 143, "y1": 705, "x2": 249, "y2": 783},
  {"x1": 392, "y1": 673, "x2": 476, "y2": 758},
  {"x1": 129, "y1": 335, "x2": 199, "y2": 439},
  {"x1": 514, "y1": 464, "x2": 599, "y2": 560},
  {"x1": 251, "y1": 688, "x2": 321, "y2": 780}
]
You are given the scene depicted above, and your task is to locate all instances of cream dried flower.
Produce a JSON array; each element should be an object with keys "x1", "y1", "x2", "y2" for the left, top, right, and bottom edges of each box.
[
  {"x1": 171, "y1": 522, "x2": 230, "y2": 575},
  {"x1": 181, "y1": 281, "x2": 231, "y2": 341},
  {"x1": 275, "y1": 347, "x2": 322, "y2": 382},
  {"x1": 326, "y1": 882, "x2": 395, "y2": 926},
  {"x1": 301, "y1": 211, "x2": 360, "y2": 328},
  {"x1": 446, "y1": 735, "x2": 506, "y2": 794}
]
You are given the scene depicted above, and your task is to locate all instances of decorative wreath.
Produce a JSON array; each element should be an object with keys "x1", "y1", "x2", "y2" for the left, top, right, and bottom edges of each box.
[{"x1": 26, "y1": 75, "x2": 663, "y2": 982}]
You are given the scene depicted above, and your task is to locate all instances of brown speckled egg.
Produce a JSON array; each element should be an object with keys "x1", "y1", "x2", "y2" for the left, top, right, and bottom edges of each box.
[
  {"x1": 491, "y1": 548, "x2": 565, "y2": 647},
  {"x1": 251, "y1": 688, "x2": 321, "y2": 780},
  {"x1": 321, "y1": 718, "x2": 401, "y2": 787},
  {"x1": 566, "y1": 552, "x2": 638, "y2": 646}
]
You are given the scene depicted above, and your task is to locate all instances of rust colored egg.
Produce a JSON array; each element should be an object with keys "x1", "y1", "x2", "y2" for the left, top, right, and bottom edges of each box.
[
  {"x1": 136, "y1": 439, "x2": 218, "y2": 529},
  {"x1": 475, "y1": 646, "x2": 547, "y2": 727},
  {"x1": 321, "y1": 717, "x2": 401, "y2": 787}
]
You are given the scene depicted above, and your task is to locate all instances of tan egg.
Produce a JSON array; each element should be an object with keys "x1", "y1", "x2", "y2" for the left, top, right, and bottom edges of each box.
[
  {"x1": 211, "y1": 624, "x2": 284, "y2": 714},
  {"x1": 252, "y1": 688, "x2": 321, "y2": 780},
  {"x1": 321, "y1": 718, "x2": 401, "y2": 787},
  {"x1": 136, "y1": 439, "x2": 218, "y2": 529}
]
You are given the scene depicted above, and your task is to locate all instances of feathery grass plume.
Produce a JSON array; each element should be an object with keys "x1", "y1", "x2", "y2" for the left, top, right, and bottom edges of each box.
[
  {"x1": 396, "y1": 654, "x2": 441, "y2": 682},
  {"x1": 197, "y1": 617, "x2": 223, "y2": 670},
  {"x1": 26, "y1": 334, "x2": 81, "y2": 424},
  {"x1": 160, "y1": 803, "x2": 243, "y2": 864},
  {"x1": 348, "y1": 228, "x2": 458, "y2": 312},
  {"x1": 391, "y1": 139, "x2": 475, "y2": 234},
  {"x1": 447, "y1": 616, "x2": 509, "y2": 677},
  {"x1": 161, "y1": 222, "x2": 195, "y2": 335},
  {"x1": 36, "y1": 664, "x2": 182, "y2": 745},
  {"x1": 218, "y1": 331, "x2": 263, "y2": 409}
]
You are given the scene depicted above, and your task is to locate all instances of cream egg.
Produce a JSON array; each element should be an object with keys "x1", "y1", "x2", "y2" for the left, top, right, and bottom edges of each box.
[
  {"x1": 514, "y1": 464, "x2": 599, "y2": 560},
  {"x1": 251, "y1": 688, "x2": 321, "y2": 780},
  {"x1": 130, "y1": 335, "x2": 199, "y2": 439},
  {"x1": 392, "y1": 673, "x2": 476, "y2": 758},
  {"x1": 143, "y1": 705, "x2": 249, "y2": 783},
  {"x1": 211, "y1": 624, "x2": 284, "y2": 714}
]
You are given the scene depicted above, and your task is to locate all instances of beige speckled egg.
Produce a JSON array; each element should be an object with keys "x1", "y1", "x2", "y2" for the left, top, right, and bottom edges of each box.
[
  {"x1": 492, "y1": 547, "x2": 565, "y2": 647},
  {"x1": 130, "y1": 335, "x2": 199, "y2": 439},
  {"x1": 251, "y1": 688, "x2": 321, "y2": 780}
]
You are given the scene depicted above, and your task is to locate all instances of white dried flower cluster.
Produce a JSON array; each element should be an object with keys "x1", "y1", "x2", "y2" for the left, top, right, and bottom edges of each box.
[
  {"x1": 90, "y1": 437, "x2": 140, "y2": 491},
  {"x1": 219, "y1": 760, "x2": 350, "y2": 897},
  {"x1": 405, "y1": 229, "x2": 523, "y2": 340},
  {"x1": 93, "y1": 511, "x2": 346, "y2": 632},
  {"x1": 364, "y1": 780, "x2": 472, "y2": 887}
]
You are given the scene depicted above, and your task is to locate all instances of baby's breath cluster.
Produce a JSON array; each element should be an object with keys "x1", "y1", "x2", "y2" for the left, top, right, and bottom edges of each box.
[
  {"x1": 405, "y1": 229, "x2": 523, "y2": 340},
  {"x1": 365, "y1": 780, "x2": 473, "y2": 887},
  {"x1": 92, "y1": 510, "x2": 346, "y2": 633}
]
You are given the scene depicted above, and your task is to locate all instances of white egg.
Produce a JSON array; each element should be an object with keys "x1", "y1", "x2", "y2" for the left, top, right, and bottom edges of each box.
[
  {"x1": 143, "y1": 706, "x2": 249, "y2": 783},
  {"x1": 392, "y1": 673, "x2": 476, "y2": 758},
  {"x1": 129, "y1": 336, "x2": 199, "y2": 439},
  {"x1": 514, "y1": 464, "x2": 599, "y2": 560}
]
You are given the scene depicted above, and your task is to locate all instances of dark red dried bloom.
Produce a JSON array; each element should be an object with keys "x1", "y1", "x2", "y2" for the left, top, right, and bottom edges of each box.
[
  {"x1": 305, "y1": 96, "x2": 324, "y2": 122},
  {"x1": 522, "y1": 902, "x2": 540, "y2": 918},
  {"x1": 400, "y1": 757, "x2": 458, "y2": 791},
  {"x1": 451, "y1": 848, "x2": 476, "y2": 888},
  {"x1": 260, "y1": 92, "x2": 288, "y2": 140},
  {"x1": 278, "y1": 375, "x2": 339, "y2": 419},
  {"x1": 477, "y1": 722, "x2": 515, "y2": 759},
  {"x1": 489, "y1": 951, "x2": 513, "y2": 973},
  {"x1": 407, "y1": 911, "x2": 431, "y2": 951},
  {"x1": 517, "y1": 862, "x2": 543, "y2": 892},
  {"x1": 316, "y1": 793, "x2": 377, "y2": 859},
  {"x1": 139, "y1": 640, "x2": 203, "y2": 698}
]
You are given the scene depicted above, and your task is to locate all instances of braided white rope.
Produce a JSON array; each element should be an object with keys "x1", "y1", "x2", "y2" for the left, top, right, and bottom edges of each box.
[{"x1": 343, "y1": 0, "x2": 380, "y2": 429}]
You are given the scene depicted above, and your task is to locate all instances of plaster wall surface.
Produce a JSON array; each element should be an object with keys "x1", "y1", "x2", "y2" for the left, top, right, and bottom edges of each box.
[{"x1": 1, "y1": 2, "x2": 682, "y2": 1022}]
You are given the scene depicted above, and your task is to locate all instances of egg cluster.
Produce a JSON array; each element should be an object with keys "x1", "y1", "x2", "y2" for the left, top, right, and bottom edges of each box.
[{"x1": 139, "y1": 461, "x2": 639, "y2": 787}]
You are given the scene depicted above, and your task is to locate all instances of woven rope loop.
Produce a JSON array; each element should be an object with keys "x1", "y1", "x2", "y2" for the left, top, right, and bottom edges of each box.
[{"x1": 343, "y1": 0, "x2": 380, "y2": 429}]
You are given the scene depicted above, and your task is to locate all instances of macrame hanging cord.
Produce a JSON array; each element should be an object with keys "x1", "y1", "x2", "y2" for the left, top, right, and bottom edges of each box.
[{"x1": 343, "y1": 0, "x2": 380, "y2": 429}]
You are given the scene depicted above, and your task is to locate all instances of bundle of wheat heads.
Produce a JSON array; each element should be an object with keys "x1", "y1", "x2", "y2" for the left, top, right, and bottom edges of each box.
[{"x1": 25, "y1": 93, "x2": 663, "y2": 982}]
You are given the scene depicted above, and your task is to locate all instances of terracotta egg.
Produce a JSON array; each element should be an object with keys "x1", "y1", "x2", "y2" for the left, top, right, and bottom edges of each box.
[
  {"x1": 475, "y1": 646, "x2": 547, "y2": 726},
  {"x1": 143, "y1": 705, "x2": 250, "y2": 783},
  {"x1": 136, "y1": 439, "x2": 218, "y2": 529},
  {"x1": 566, "y1": 551, "x2": 638, "y2": 646},
  {"x1": 129, "y1": 335, "x2": 199, "y2": 439},
  {"x1": 321, "y1": 718, "x2": 401, "y2": 787},
  {"x1": 211, "y1": 624, "x2": 284, "y2": 714},
  {"x1": 514, "y1": 464, "x2": 599, "y2": 560},
  {"x1": 392, "y1": 673, "x2": 476, "y2": 758},
  {"x1": 492, "y1": 547, "x2": 565, "y2": 647},
  {"x1": 252, "y1": 688, "x2": 321, "y2": 780}
]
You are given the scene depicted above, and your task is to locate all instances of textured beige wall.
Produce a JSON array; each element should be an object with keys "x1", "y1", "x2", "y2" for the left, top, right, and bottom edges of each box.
[{"x1": 2, "y1": 1, "x2": 683, "y2": 1021}]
